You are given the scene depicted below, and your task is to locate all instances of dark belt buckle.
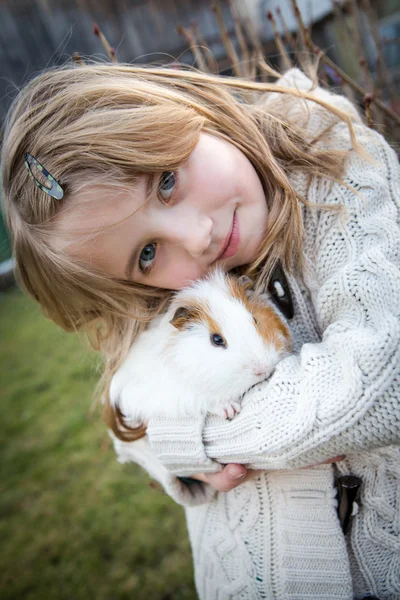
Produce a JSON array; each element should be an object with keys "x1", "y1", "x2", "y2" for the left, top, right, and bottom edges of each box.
[{"x1": 337, "y1": 475, "x2": 362, "y2": 535}]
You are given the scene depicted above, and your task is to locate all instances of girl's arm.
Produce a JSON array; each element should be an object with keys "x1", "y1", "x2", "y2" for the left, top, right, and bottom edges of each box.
[
  {"x1": 147, "y1": 126, "x2": 400, "y2": 476},
  {"x1": 110, "y1": 432, "x2": 219, "y2": 506}
]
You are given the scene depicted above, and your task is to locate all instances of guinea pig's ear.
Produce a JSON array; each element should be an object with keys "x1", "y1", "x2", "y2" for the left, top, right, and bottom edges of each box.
[{"x1": 170, "y1": 306, "x2": 199, "y2": 330}]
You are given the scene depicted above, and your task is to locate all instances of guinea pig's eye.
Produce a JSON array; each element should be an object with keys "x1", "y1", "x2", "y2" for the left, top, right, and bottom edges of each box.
[
  {"x1": 210, "y1": 333, "x2": 227, "y2": 348},
  {"x1": 253, "y1": 316, "x2": 258, "y2": 325}
]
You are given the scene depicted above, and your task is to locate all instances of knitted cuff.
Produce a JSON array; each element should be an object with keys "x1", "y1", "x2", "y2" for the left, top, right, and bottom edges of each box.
[
  {"x1": 147, "y1": 415, "x2": 222, "y2": 476},
  {"x1": 111, "y1": 431, "x2": 217, "y2": 507}
]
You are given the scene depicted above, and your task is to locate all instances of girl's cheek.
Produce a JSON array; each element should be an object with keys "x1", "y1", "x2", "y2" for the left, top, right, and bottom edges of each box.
[{"x1": 166, "y1": 264, "x2": 208, "y2": 290}]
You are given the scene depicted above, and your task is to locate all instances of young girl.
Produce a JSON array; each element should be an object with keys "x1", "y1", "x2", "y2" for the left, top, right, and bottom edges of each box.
[{"x1": 2, "y1": 61, "x2": 399, "y2": 600}]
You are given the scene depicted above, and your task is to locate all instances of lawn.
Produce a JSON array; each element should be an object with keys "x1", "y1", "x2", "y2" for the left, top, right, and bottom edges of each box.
[{"x1": 0, "y1": 287, "x2": 196, "y2": 600}]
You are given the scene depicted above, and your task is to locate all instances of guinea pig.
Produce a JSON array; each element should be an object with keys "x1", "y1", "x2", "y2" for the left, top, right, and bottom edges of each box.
[{"x1": 110, "y1": 268, "x2": 292, "y2": 424}]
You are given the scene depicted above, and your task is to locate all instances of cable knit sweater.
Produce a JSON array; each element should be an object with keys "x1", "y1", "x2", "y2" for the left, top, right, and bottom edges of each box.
[{"x1": 112, "y1": 70, "x2": 400, "y2": 599}]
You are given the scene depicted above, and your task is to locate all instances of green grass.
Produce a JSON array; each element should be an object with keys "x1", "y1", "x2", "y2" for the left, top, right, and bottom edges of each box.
[{"x1": 0, "y1": 288, "x2": 196, "y2": 600}]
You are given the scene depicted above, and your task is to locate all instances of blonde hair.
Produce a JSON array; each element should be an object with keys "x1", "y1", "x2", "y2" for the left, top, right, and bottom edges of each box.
[{"x1": 1, "y1": 61, "x2": 358, "y2": 440}]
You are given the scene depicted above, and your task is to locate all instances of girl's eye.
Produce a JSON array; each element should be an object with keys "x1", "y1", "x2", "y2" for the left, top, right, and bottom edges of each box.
[
  {"x1": 139, "y1": 243, "x2": 156, "y2": 273},
  {"x1": 157, "y1": 171, "x2": 176, "y2": 203}
]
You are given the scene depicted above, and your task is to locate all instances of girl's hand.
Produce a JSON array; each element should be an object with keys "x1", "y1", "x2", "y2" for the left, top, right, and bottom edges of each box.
[
  {"x1": 188, "y1": 464, "x2": 255, "y2": 492},
  {"x1": 189, "y1": 456, "x2": 346, "y2": 493}
]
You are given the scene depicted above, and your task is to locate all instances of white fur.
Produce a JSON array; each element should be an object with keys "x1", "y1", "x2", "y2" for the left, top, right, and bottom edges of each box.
[{"x1": 110, "y1": 269, "x2": 290, "y2": 423}]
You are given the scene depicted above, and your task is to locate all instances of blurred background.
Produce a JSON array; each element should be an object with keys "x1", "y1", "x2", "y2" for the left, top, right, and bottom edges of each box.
[{"x1": 1, "y1": 1, "x2": 399, "y2": 599}]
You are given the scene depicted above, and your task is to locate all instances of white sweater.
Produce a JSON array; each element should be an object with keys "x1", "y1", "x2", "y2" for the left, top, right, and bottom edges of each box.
[{"x1": 112, "y1": 70, "x2": 400, "y2": 599}]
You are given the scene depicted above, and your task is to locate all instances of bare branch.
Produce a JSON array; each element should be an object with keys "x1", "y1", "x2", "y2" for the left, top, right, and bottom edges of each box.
[
  {"x1": 176, "y1": 24, "x2": 209, "y2": 72},
  {"x1": 93, "y1": 23, "x2": 117, "y2": 63},
  {"x1": 212, "y1": 0, "x2": 243, "y2": 77},
  {"x1": 266, "y1": 10, "x2": 292, "y2": 71}
]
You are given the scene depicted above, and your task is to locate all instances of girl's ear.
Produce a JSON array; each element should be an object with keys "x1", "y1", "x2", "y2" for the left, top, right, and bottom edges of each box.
[{"x1": 170, "y1": 306, "x2": 199, "y2": 330}]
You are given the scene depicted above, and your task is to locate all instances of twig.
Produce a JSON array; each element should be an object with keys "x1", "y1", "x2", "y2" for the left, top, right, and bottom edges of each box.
[
  {"x1": 276, "y1": 6, "x2": 296, "y2": 50},
  {"x1": 363, "y1": 93, "x2": 374, "y2": 128},
  {"x1": 93, "y1": 23, "x2": 117, "y2": 63},
  {"x1": 348, "y1": 0, "x2": 384, "y2": 133},
  {"x1": 249, "y1": 50, "x2": 257, "y2": 81},
  {"x1": 266, "y1": 10, "x2": 292, "y2": 71},
  {"x1": 314, "y1": 45, "x2": 400, "y2": 127},
  {"x1": 240, "y1": 2, "x2": 264, "y2": 56},
  {"x1": 290, "y1": 0, "x2": 306, "y2": 54},
  {"x1": 256, "y1": 51, "x2": 282, "y2": 79},
  {"x1": 290, "y1": 0, "x2": 400, "y2": 127},
  {"x1": 228, "y1": 0, "x2": 251, "y2": 76},
  {"x1": 72, "y1": 52, "x2": 84, "y2": 66},
  {"x1": 349, "y1": 0, "x2": 369, "y2": 80},
  {"x1": 329, "y1": 1, "x2": 357, "y2": 102},
  {"x1": 191, "y1": 20, "x2": 218, "y2": 73},
  {"x1": 176, "y1": 24, "x2": 208, "y2": 72},
  {"x1": 212, "y1": 0, "x2": 243, "y2": 77},
  {"x1": 362, "y1": 0, "x2": 398, "y2": 112},
  {"x1": 359, "y1": 57, "x2": 374, "y2": 93}
]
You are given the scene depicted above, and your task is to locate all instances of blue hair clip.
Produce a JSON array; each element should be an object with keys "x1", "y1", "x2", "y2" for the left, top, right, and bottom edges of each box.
[{"x1": 24, "y1": 153, "x2": 64, "y2": 200}]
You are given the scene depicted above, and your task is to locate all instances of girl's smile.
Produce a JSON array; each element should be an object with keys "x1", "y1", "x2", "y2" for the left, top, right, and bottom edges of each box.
[
  {"x1": 216, "y1": 211, "x2": 240, "y2": 260},
  {"x1": 54, "y1": 133, "x2": 269, "y2": 290}
]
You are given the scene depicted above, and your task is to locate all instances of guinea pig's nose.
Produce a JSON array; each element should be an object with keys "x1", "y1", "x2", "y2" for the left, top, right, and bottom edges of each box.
[
  {"x1": 253, "y1": 366, "x2": 271, "y2": 378},
  {"x1": 253, "y1": 361, "x2": 274, "y2": 379}
]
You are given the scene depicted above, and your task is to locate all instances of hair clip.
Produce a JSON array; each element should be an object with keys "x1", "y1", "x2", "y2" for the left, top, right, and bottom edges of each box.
[{"x1": 24, "y1": 153, "x2": 64, "y2": 200}]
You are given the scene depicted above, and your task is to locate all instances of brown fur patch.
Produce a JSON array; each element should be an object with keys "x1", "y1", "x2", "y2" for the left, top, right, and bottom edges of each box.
[
  {"x1": 251, "y1": 302, "x2": 292, "y2": 352},
  {"x1": 170, "y1": 298, "x2": 222, "y2": 338},
  {"x1": 228, "y1": 274, "x2": 291, "y2": 352},
  {"x1": 103, "y1": 394, "x2": 147, "y2": 442}
]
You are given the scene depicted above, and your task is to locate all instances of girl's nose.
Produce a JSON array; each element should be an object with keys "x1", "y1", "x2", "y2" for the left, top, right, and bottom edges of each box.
[{"x1": 172, "y1": 214, "x2": 213, "y2": 257}]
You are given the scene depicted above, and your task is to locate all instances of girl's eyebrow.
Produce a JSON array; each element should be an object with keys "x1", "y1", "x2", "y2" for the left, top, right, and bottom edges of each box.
[{"x1": 124, "y1": 174, "x2": 155, "y2": 279}]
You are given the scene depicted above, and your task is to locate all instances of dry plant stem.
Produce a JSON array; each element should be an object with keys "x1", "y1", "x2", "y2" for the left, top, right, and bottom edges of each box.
[
  {"x1": 307, "y1": 0, "x2": 313, "y2": 29},
  {"x1": 362, "y1": 0, "x2": 398, "y2": 110},
  {"x1": 349, "y1": 0, "x2": 383, "y2": 130},
  {"x1": 290, "y1": 0, "x2": 306, "y2": 53},
  {"x1": 93, "y1": 23, "x2": 117, "y2": 63},
  {"x1": 290, "y1": 0, "x2": 400, "y2": 128},
  {"x1": 315, "y1": 46, "x2": 400, "y2": 127},
  {"x1": 266, "y1": 11, "x2": 292, "y2": 71},
  {"x1": 359, "y1": 57, "x2": 374, "y2": 93},
  {"x1": 191, "y1": 20, "x2": 218, "y2": 73},
  {"x1": 364, "y1": 93, "x2": 374, "y2": 128},
  {"x1": 72, "y1": 52, "x2": 84, "y2": 65},
  {"x1": 289, "y1": 0, "x2": 312, "y2": 71},
  {"x1": 256, "y1": 52, "x2": 282, "y2": 79},
  {"x1": 361, "y1": 0, "x2": 383, "y2": 92},
  {"x1": 241, "y1": 2, "x2": 264, "y2": 56},
  {"x1": 176, "y1": 24, "x2": 208, "y2": 72},
  {"x1": 212, "y1": 0, "x2": 243, "y2": 77},
  {"x1": 228, "y1": 0, "x2": 251, "y2": 76},
  {"x1": 276, "y1": 7, "x2": 296, "y2": 50},
  {"x1": 249, "y1": 51, "x2": 257, "y2": 81},
  {"x1": 349, "y1": 0, "x2": 368, "y2": 69},
  {"x1": 330, "y1": 2, "x2": 357, "y2": 103}
]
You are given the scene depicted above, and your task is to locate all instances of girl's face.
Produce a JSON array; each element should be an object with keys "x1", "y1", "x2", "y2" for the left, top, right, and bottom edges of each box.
[{"x1": 55, "y1": 133, "x2": 269, "y2": 290}]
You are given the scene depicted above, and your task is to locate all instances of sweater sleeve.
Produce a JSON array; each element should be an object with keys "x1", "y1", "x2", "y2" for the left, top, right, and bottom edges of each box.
[
  {"x1": 147, "y1": 127, "x2": 400, "y2": 474},
  {"x1": 110, "y1": 432, "x2": 218, "y2": 506}
]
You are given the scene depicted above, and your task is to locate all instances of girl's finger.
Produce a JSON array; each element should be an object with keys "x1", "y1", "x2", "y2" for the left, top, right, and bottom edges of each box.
[{"x1": 204, "y1": 464, "x2": 247, "y2": 492}]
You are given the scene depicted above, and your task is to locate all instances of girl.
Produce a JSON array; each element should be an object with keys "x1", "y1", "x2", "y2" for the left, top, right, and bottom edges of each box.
[{"x1": 2, "y1": 62, "x2": 399, "y2": 599}]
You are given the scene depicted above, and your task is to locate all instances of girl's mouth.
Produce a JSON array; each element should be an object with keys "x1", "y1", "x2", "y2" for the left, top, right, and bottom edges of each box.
[{"x1": 218, "y1": 211, "x2": 240, "y2": 260}]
